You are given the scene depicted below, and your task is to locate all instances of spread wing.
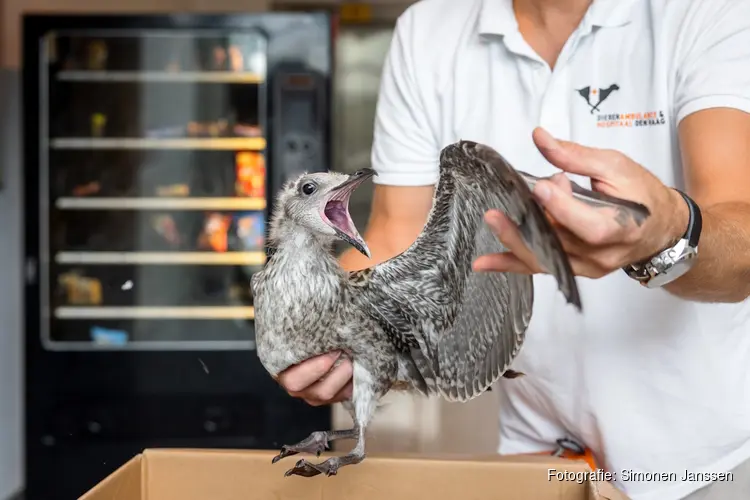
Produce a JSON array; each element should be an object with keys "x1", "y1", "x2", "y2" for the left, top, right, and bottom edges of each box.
[{"x1": 350, "y1": 140, "x2": 581, "y2": 402}]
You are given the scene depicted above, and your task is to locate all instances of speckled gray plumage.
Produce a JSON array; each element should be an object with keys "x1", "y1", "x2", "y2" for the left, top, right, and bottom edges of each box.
[{"x1": 252, "y1": 140, "x2": 649, "y2": 477}]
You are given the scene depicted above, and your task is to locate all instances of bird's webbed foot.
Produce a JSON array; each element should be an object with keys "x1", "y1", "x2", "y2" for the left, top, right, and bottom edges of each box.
[
  {"x1": 283, "y1": 451, "x2": 365, "y2": 477},
  {"x1": 271, "y1": 428, "x2": 358, "y2": 464}
]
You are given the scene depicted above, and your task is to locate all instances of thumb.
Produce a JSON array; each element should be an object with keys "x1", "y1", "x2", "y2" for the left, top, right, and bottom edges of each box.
[{"x1": 532, "y1": 127, "x2": 613, "y2": 178}]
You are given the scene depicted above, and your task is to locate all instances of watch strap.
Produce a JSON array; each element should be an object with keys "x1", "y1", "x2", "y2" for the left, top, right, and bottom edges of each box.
[
  {"x1": 674, "y1": 189, "x2": 702, "y2": 247},
  {"x1": 621, "y1": 188, "x2": 702, "y2": 287}
]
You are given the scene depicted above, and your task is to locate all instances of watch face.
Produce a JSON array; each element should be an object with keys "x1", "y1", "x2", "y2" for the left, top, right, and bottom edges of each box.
[
  {"x1": 645, "y1": 248, "x2": 698, "y2": 288},
  {"x1": 624, "y1": 237, "x2": 698, "y2": 288}
]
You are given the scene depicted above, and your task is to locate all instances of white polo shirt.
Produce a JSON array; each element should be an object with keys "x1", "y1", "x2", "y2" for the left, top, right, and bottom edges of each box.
[{"x1": 370, "y1": 1, "x2": 750, "y2": 499}]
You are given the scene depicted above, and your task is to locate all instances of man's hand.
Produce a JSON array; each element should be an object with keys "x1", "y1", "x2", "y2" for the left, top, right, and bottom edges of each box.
[
  {"x1": 473, "y1": 127, "x2": 689, "y2": 279},
  {"x1": 276, "y1": 352, "x2": 353, "y2": 406}
]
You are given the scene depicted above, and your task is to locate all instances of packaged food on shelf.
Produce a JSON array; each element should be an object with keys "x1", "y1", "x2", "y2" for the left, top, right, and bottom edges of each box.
[
  {"x1": 235, "y1": 151, "x2": 265, "y2": 198},
  {"x1": 234, "y1": 212, "x2": 265, "y2": 251}
]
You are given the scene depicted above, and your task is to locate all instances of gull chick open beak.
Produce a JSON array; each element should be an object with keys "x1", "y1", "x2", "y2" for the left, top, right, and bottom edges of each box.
[{"x1": 321, "y1": 168, "x2": 375, "y2": 258}]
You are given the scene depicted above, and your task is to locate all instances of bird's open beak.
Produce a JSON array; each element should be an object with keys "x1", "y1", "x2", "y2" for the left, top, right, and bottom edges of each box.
[{"x1": 322, "y1": 168, "x2": 375, "y2": 258}]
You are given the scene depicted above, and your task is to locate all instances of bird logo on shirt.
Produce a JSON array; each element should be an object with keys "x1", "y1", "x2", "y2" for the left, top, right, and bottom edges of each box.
[{"x1": 576, "y1": 84, "x2": 620, "y2": 114}]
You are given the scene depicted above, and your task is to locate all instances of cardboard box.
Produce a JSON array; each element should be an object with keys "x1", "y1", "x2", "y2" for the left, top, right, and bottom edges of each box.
[{"x1": 79, "y1": 448, "x2": 630, "y2": 499}]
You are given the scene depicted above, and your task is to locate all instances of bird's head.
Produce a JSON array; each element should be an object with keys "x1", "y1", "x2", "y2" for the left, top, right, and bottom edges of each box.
[{"x1": 268, "y1": 168, "x2": 375, "y2": 258}]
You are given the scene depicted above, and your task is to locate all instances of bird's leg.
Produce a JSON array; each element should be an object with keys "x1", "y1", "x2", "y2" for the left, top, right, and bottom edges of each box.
[
  {"x1": 283, "y1": 362, "x2": 382, "y2": 478},
  {"x1": 271, "y1": 428, "x2": 358, "y2": 463},
  {"x1": 283, "y1": 425, "x2": 367, "y2": 478}
]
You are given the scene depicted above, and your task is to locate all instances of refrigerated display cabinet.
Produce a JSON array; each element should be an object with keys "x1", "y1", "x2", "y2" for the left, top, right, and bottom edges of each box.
[{"x1": 22, "y1": 13, "x2": 333, "y2": 500}]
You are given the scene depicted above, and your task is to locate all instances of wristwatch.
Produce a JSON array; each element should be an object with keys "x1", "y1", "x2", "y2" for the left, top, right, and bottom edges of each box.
[{"x1": 622, "y1": 189, "x2": 702, "y2": 288}]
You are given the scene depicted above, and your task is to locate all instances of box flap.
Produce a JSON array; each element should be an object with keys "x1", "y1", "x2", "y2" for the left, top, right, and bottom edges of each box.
[
  {"x1": 133, "y1": 448, "x2": 628, "y2": 500},
  {"x1": 79, "y1": 454, "x2": 143, "y2": 500}
]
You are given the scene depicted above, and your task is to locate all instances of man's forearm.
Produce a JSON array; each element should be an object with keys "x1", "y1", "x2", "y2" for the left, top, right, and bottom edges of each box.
[
  {"x1": 339, "y1": 223, "x2": 421, "y2": 272},
  {"x1": 665, "y1": 201, "x2": 750, "y2": 303},
  {"x1": 339, "y1": 246, "x2": 375, "y2": 272},
  {"x1": 338, "y1": 229, "x2": 403, "y2": 272}
]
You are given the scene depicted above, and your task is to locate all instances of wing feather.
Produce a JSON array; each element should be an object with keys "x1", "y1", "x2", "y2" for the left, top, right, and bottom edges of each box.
[{"x1": 352, "y1": 140, "x2": 580, "y2": 401}]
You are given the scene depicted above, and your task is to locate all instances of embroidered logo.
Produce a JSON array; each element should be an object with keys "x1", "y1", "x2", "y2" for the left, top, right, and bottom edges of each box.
[
  {"x1": 575, "y1": 83, "x2": 667, "y2": 128},
  {"x1": 576, "y1": 84, "x2": 620, "y2": 114}
]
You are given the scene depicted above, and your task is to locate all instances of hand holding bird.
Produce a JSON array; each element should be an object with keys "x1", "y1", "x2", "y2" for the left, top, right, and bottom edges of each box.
[
  {"x1": 473, "y1": 127, "x2": 689, "y2": 279},
  {"x1": 277, "y1": 351, "x2": 353, "y2": 406}
]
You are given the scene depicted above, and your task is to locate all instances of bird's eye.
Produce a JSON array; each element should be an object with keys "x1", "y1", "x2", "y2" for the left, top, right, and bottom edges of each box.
[{"x1": 301, "y1": 182, "x2": 317, "y2": 195}]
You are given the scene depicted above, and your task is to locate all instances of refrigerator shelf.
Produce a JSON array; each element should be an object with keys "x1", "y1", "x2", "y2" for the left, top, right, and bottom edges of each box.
[
  {"x1": 53, "y1": 305, "x2": 255, "y2": 319},
  {"x1": 55, "y1": 251, "x2": 266, "y2": 265},
  {"x1": 56, "y1": 70, "x2": 265, "y2": 84},
  {"x1": 55, "y1": 197, "x2": 266, "y2": 211},
  {"x1": 50, "y1": 137, "x2": 267, "y2": 150}
]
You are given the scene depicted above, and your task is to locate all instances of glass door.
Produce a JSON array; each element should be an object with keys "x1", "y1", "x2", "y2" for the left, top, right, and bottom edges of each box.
[{"x1": 41, "y1": 29, "x2": 268, "y2": 350}]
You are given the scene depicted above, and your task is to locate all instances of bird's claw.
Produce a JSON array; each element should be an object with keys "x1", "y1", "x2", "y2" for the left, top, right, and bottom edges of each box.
[
  {"x1": 272, "y1": 446, "x2": 299, "y2": 464},
  {"x1": 284, "y1": 458, "x2": 339, "y2": 478},
  {"x1": 271, "y1": 432, "x2": 330, "y2": 464}
]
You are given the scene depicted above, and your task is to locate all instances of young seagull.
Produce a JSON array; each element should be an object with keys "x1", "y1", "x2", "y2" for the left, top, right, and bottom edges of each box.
[{"x1": 251, "y1": 140, "x2": 650, "y2": 478}]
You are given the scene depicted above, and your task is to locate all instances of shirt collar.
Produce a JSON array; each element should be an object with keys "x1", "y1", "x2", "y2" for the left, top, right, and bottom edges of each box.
[
  {"x1": 477, "y1": 0, "x2": 638, "y2": 37},
  {"x1": 587, "y1": 0, "x2": 639, "y2": 28},
  {"x1": 477, "y1": 0, "x2": 517, "y2": 36}
]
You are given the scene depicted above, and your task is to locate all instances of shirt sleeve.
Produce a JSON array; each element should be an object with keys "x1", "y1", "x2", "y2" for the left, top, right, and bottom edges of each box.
[
  {"x1": 674, "y1": 1, "x2": 750, "y2": 125},
  {"x1": 370, "y1": 9, "x2": 440, "y2": 186}
]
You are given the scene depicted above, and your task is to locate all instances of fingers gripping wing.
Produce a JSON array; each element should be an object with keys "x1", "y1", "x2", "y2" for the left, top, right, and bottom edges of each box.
[
  {"x1": 351, "y1": 140, "x2": 581, "y2": 402},
  {"x1": 433, "y1": 223, "x2": 534, "y2": 401}
]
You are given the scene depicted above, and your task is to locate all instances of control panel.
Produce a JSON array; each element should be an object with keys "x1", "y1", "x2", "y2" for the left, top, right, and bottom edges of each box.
[{"x1": 271, "y1": 63, "x2": 328, "y2": 194}]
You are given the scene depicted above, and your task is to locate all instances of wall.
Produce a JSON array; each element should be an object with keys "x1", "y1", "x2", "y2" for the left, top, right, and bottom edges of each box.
[{"x1": 0, "y1": 68, "x2": 23, "y2": 500}]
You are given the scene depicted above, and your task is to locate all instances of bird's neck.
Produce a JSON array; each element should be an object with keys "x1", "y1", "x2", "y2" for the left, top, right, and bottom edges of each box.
[
  {"x1": 270, "y1": 221, "x2": 340, "y2": 270},
  {"x1": 264, "y1": 222, "x2": 344, "y2": 309}
]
